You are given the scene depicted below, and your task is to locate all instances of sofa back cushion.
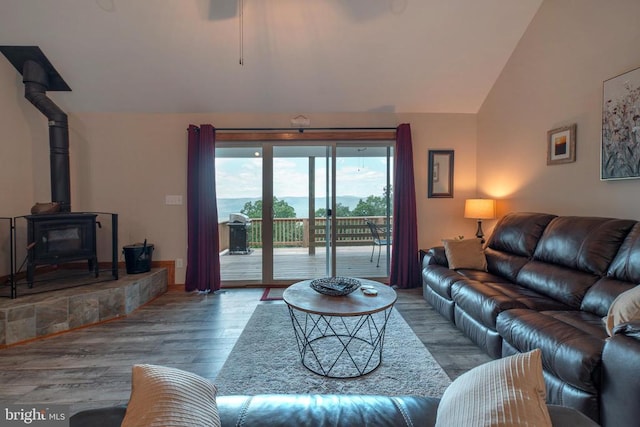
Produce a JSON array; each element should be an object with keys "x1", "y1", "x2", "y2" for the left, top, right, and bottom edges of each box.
[
  {"x1": 581, "y1": 277, "x2": 637, "y2": 317},
  {"x1": 484, "y1": 212, "x2": 556, "y2": 282},
  {"x1": 606, "y1": 222, "x2": 640, "y2": 283},
  {"x1": 516, "y1": 262, "x2": 599, "y2": 308},
  {"x1": 515, "y1": 217, "x2": 634, "y2": 309},
  {"x1": 485, "y1": 248, "x2": 529, "y2": 283},
  {"x1": 486, "y1": 212, "x2": 556, "y2": 257},
  {"x1": 581, "y1": 222, "x2": 640, "y2": 316},
  {"x1": 532, "y1": 217, "x2": 635, "y2": 275}
]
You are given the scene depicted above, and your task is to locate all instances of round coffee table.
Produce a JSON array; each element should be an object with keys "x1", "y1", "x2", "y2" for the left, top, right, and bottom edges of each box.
[{"x1": 282, "y1": 278, "x2": 397, "y2": 378}]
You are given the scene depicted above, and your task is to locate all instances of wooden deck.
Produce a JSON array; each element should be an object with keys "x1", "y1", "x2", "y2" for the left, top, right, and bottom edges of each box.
[{"x1": 220, "y1": 246, "x2": 391, "y2": 283}]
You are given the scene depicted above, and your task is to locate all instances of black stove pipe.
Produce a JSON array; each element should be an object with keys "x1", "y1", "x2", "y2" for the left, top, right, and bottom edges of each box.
[{"x1": 22, "y1": 59, "x2": 71, "y2": 212}]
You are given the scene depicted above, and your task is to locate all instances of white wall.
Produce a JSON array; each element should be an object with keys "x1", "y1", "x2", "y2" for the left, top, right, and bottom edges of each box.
[
  {"x1": 0, "y1": 58, "x2": 38, "y2": 275},
  {"x1": 478, "y1": 0, "x2": 640, "y2": 220},
  {"x1": 0, "y1": 58, "x2": 38, "y2": 216}
]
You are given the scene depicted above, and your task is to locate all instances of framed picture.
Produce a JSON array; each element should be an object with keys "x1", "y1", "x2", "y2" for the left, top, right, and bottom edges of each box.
[
  {"x1": 547, "y1": 124, "x2": 576, "y2": 165},
  {"x1": 601, "y1": 66, "x2": 640, "y2": 180},
  {"x1": 428, "y1": 150, "x2": 454, "y2": 198}
]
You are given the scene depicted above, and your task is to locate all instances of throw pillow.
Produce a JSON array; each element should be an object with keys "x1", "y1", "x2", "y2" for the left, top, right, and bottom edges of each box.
[
  {"x1": 442, "y1": 238, "x2": 488, "y2": 271},
  {"x1": 606, "y1": 285, "x2": 640, "y2": 336},
  {"x1": 121, "y1": 364, "x2": 221, "y2": 427},
  {"x1": 435, "y1": 349, "x2": 552, "y2": 427}
]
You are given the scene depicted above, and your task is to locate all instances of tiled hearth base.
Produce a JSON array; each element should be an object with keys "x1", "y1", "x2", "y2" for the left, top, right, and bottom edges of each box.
[{"x1": 0, "y1": 268, "x2": 167, "y2": 346}]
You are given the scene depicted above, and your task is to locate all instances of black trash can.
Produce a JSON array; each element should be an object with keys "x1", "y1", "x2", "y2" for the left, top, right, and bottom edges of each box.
[{"x1": 123, "y1": 241, "x2": 154, "y2": 274}]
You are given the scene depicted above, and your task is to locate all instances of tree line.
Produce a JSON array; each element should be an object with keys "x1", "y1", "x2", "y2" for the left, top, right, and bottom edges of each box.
[{"x1": 241, "y1": 187, "x2": 392, "y2": 218}]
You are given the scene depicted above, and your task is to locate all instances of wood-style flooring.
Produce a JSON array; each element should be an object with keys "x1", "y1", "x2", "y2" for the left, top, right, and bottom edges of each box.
[{"x1": 0, "y1": 287, "x2": 490, "y2": 415}]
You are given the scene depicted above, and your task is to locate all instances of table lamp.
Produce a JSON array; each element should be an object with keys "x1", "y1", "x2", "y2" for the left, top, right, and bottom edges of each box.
[{"x1": 464, "y1": 199, "x2": 496, "y2": 242}]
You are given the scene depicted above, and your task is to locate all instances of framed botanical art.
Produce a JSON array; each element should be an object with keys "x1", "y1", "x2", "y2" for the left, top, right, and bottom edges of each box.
[
  {"x1": 547, "y1": 124, "x2": 576, "y2": 165},
  {"x1": 601, "y1": 66, "x2": 640, "y2": 180}
]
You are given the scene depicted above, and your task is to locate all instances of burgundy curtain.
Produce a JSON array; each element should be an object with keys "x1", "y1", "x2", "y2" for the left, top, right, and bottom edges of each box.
[
  {"x1": 390, "y1": 123, "x2": 420, "y2": 288},
  {"x1": 185, "y1": 124, "x2": 221, "y2": 293}
]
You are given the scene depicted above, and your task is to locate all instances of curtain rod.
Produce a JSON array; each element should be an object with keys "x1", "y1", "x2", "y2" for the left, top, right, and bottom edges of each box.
[{"x1": 215, "y1": 127, "x2": 397, "y2": 133}]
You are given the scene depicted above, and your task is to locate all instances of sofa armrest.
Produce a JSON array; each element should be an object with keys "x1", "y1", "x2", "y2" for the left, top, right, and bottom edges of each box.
[
  {"x1": 217, "y1": 394, "x2": 439, "y2": 427},
  {"x1": 69, "y1": 398, "x2": 596, "y2": 427},
  {"x1": 70, "y1": 406, "x2": 126, "y2": 427},
  {"x1": 422, "y1": 246, "x2": 449, "y2": 269},
  {"x1": 69, "y1": 396, "x2": 440, "y2": 427},
  {"x1": 601, "y1": 326, "x2": 640, "y2": 427},
  {"x1": 548, "y1": 405, "x2": 599, "y2": 426},
  {"x1": 612, "y1": 320, "x2": 640, "y2": 339}
]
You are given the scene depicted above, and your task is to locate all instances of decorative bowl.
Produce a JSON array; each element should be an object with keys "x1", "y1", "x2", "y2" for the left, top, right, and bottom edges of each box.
[{"x1": 310, "y1": 277, "x2": 361, "y2": 296}]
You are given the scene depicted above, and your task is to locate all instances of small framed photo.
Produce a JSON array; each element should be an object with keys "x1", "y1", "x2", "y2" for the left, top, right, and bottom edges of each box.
[{"x1": 547, "y1": 124, "x2": 576, "y2": 165}]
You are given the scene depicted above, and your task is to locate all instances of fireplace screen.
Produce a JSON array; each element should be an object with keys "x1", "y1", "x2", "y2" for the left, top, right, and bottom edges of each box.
[{"x1": 3, "y1": 212, "x2": 119, "y2": 298}]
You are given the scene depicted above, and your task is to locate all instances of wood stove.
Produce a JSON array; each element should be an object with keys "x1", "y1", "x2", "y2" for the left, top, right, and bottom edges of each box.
[{"x1": 26, "y1": 213, "x2": 98, "y2": 287}]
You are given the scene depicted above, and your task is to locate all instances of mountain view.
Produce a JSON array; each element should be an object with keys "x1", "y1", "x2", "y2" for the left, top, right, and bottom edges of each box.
[{"x1": 217, "y1": 196, "x2": 364, "y2": 221}]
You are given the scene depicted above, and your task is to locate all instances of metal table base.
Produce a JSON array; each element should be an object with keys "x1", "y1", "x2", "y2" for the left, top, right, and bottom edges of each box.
[{"x1": 287, "y1": 305, "x2": 394, "y2": 378}]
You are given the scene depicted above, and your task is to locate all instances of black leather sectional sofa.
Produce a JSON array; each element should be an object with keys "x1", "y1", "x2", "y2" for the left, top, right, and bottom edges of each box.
[{"x1": 422, "y1": 212, "x2": 640, "y2": 426}]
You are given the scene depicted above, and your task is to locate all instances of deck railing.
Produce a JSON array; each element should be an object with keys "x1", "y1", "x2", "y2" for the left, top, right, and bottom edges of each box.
[{"x1": 218, "y1": 216, "x2": 391, "y2": 251}]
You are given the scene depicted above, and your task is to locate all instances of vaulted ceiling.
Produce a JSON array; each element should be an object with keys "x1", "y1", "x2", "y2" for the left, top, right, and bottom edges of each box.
[{"x1": 0, "y1": 0, "x2": 542, "y2": 114}]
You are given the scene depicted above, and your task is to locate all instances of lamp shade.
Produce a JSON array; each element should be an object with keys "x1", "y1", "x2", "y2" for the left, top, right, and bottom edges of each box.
[{"x1": 464, "y1": 199, "x2": 496, "y2": 219}]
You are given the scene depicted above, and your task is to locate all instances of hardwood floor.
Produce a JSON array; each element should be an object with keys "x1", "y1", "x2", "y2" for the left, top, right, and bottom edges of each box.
[{"x1": 0, "y1": 287, "x2": 490, "y2": 415}]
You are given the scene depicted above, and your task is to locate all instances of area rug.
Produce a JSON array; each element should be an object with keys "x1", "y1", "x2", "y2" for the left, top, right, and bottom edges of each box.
[
  {"x1": 260, "y1": 287, "x2": 285, "y2": 301},
  {"x1": 214, "y1": 304, "x2": 451, "y2": 397}
]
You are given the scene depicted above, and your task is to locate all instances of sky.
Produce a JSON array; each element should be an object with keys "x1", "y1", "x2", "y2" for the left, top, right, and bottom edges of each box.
[{"x1": 215, "y1": 155, "x2": 392, "y2": 199}]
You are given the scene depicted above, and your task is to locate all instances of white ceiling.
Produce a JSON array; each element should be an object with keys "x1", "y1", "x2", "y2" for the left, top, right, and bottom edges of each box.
[{"x1": 0, "y1": 0, "x2": 542, "y2": 114}]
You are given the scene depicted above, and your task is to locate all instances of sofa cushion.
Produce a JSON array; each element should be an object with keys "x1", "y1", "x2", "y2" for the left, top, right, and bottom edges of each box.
[
  {"x1": 121, "y1": 364, "x2": 220, "y2": 427},
  {"x1": 452, "y1": 281, "x2": 570, "y2": 329},
  {"x1": 497, "y1": 309, "x2": 606, "y2": 394},
  {"x1": 532, "y1": 217, "x2": 634, "y2": 276},
  {"x1": 485, "y1": 212, "x2": 556, "y2": 258},
  {"x1": 481, "y1": 213, "x2": 556, "y2": 283},
  {"x1": 515, "y1": 261, "x2": 599, "y2": 309},
  {"x1": 442, "y1": 238, "x2": 487, "y2": 270},
  {"x1": 455, "y1": 269, "x2": 514, "y2": 285},
  {"x1": 607, "y1": 222, "x2": 640, "y2": 283},
  {"x1": 581, "y1": 276, "x2": 636, "y2": 318},
  {"x1": 435, "y1": 349, "x2": 551, "y2": 427},
  {"x1": 606, "y1": 284, "x2": 640, "y2": 336},
  {"x1": 484, "y1": 247, "x2": 530, "y2": 283}
]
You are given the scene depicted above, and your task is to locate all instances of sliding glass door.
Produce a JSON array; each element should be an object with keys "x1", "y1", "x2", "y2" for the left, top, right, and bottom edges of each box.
[
  {"x1": 334, "y1": 144, "x2": 393, "y2": 276},
  {"x1": 272, "y1": 145, "x2": 332, "y2": 280},
  {"x1": 215, "y1": 145, "x2": 264, "y2": 283},
  {"x1": 216, "y1": 138, "x2": 393, "y2": 285}
]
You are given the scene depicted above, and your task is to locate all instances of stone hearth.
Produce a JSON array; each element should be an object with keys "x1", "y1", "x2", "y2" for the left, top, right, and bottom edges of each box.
[{"x1": 0, "y1": 268, "x2": 167, "y2": 346}]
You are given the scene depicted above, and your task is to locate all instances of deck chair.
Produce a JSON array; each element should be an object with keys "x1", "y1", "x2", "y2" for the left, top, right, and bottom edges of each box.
[{"x1": 366, "y1": 220, "x2": 392, "y2": 267}]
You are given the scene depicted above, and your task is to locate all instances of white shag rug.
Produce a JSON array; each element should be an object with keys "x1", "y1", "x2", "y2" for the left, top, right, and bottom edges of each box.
[{"x1": 214, "y1": 303, "x2": 451, "y2": 397}]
